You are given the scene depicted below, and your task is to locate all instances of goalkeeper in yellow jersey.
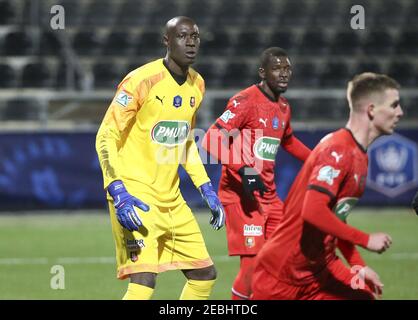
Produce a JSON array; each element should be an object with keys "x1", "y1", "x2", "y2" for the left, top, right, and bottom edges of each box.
[{"x1": 96, "y1": 16, "x2": 225, "y2": 300}]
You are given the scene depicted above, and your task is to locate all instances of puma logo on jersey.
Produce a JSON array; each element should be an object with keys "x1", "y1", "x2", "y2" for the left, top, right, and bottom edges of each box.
[
  {"x1": 259, "y1": 118, "x2": 267, "y2": 127},
  {"x1": 248, "y1": 179, "x2": 256, "y2": 184},
  {"x1": 156, "y1": 95, "x2": 165, "y2": 105},
  {"x1": 232, "y1": 99, "x2": 240, "y2": 108},
  {"x1": 331, "y1": 151, "x2": 343, "y2": 163}
]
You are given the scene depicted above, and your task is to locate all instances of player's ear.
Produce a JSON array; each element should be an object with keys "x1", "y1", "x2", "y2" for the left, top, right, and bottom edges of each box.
[
  {"x1": 163, "y1": 34, "x2": 169, "y2": 47},
  {"x1": 367, "y1": 103, "x2": 375, "y2": 120},
  {"x1": 258, "y1": 67, "x2": 265, "y2": 80}
]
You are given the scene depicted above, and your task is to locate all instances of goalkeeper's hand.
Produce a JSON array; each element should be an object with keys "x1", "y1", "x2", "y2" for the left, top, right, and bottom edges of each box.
[
  {"x1": 238, "y1": 166, "x2": 267, "y2": 201},
  {"x1": 199, "y1": 182, "x2": 225, "y2": 230},
  {"x1": 107, "y1": 180, "x2": 149, "y2": 231},
  {"x1": 412, "y1": 190, "x2": 418, "y2": 215}
]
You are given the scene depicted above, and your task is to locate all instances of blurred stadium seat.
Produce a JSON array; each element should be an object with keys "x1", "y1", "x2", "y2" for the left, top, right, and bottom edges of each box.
[
  {"x1": 279, "y1": 0, "x2": 309, "y2": 26},
  {"x1": 245, "y1": 0, "x2": 278, "y2": 27},
  {"x1": 92, "y1": 62, "x2": 123, "y2": 89},
  {"x1": 268, "y1": 30, "x2": 296, "y2": 53},
  {"x1": 387, "y1": 61, "x2": 417, "y2": 87},
  {"x1": 0, "y1": 0, "x2": 417, "y2": 126},
  {"x1": 298, "y1": 30, "x2": 329, "y2": 55},
  {"x1": 363, "y1": 30, "x2": 394, "y2": 56},
  {"x1": 320, "y1": 62, "x2": 351, "y2": 87},
  {"x1": 233, "y1": 31, "x2": 267, "y2": 57},
  {"x1": 212, "y1": 0, "x2": 245, "y2": 27},
  {"x1": 39, "y1": 31, "x2": 62, "y2": 56},
  {"x1": 1, "y1": 98, "x2": 41, "y2": 120},
  {"x1": 397, "y1": 31, "x2": 418, "y2": 54},
  {"x1": 221, "y1": 61, "x2": 251, "y2": 88},
  {"x1": 0, "y1": 0, "x2": 16, "y2": 25},
  {"x1": 148, "y1": 0, "x2": 182, "y2": 27},
  {"x1": 21, "y1": 62, "x2": 53, "y2": 87},
  {"x1": 83, "y1": 0, "x2": 116, "y2": 26},
  {"x1": 194, "y1": 62, "x2": 219, "y2": 88},
  {"x1": 72, "y1": 31, "x2": 101, "y2": 56},
  {"x1": 135, "y1": 30, "x2": 165, "y2": 56},
  {"x1": 201, "y1": 30, "x2": 232, "y2": 56},
  {"x1": 291, "y1": 61, "x2": 320, "y2": 87},
  {"x1": 330, "y1": 31, "x2": 361, "y2": 56},
  {"x1": 354, "y1": 61, "x2": 382, "y2": 75},
  {"x1": 102, "y1": 31, "x2": 132, "y2": 56},
  {"x1": 0, "y1": 64, "x2": 16, "y2": 88},
  {"x1": 3, "y1": 30, "x2": 34, "y2": 56}
]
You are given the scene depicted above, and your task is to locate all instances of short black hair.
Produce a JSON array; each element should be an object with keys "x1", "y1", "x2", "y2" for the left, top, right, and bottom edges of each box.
[
  {"x1": 260, "y1": 47, "x2": 288, "y2": 68},
  {"x1": 348, "y1": 72, "x2": 400, "y2": 111}
]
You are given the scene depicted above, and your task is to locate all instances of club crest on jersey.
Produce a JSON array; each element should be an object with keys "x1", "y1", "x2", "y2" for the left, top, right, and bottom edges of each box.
[
  {"x1": 272, "y1": 116, "x2": 279, "y2": 130},
  {"x1": 220, "y1": 110, "x2": 235, "y2": 123},
  {"x1": 115, "y1": 90, "x2": 133, "y2": 108},
  {"x1": 317, "y1": 165, "x2": 340, "y2": 185},
  {"x1": 173, "y1": 95, "x2": 182, "y2": 108},
  {"x1": 130, "y1": 251, "x2": 138, "y2": 262},
  {"x1": 190, "y1": 97, "x2": 195, "y2": 107},
  {"x1": 245, "y1": 237, "x2": 255, "y2": 248}
]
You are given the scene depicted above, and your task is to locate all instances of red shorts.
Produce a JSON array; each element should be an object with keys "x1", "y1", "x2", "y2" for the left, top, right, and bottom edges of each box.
[
  {"x1": 251, "y1": 258, "x2": 375, "y2": 300},
  {"x1": 223, "y1": 198, "x2": 283, "y2": 256}
]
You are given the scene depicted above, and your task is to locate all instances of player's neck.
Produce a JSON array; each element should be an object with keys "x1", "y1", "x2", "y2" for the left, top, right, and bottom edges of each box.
[
  {"x1": 258, "y1": 82, "x2": 280, "y2": 101},
  {"x1": 163, "y1": 56, "x2": 188, "y2": 78},
  {"x1": 345, "y1": 113, "x2": 370, "y2": 150}
]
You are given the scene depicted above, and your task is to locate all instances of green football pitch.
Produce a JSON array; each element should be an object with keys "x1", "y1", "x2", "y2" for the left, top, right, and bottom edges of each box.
[{"x1": 0, "y1": 208, "x2": 417, "y2": 300}]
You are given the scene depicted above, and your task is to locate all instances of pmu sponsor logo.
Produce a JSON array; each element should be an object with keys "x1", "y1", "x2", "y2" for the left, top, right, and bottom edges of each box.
[
  {"x1": 332, "y1": 197, "x2": 358, "y2": 222},
  {"x1": 243, "y1": 224, "x2": 263, "y2": 236},
  {"x1": 151, "y1": 120, "x2": 190, "y2": 146},
  {"x1": 126, "y1": 239, "x2": 145, "y2": 250},
  {"x1": 367, "y1": 134, "x2": 418, "y2": 197},
  {"x1": 253, "y1": 137, "x2": 281, "y2": 161}
]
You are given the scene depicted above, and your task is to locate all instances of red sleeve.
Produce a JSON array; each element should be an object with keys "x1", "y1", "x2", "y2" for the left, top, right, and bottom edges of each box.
[
  {"x1": 302, "y1": 189, "x2": 369, "y2": 247},
  {"x1": 215, "y1": 95, "x2": 248, "y2": 131},
  {"x1": 202, "y1": 94, "x2": 251, "y2": 172},
  {"x1": 283, "y1": 101, "x2": 293, "y2": 140},
  {"x1": 337, "y1": 239, "x2": 366, "y2": 267},
  {"x1": 281, "y1": 134, "x2": 311, "y2": 162},
  {"x1": 307, "y1": 144, "x2": 351, "y2": 198},
  {"x1": 202, "y1": 123, "x2": 243, "y2": 172}
]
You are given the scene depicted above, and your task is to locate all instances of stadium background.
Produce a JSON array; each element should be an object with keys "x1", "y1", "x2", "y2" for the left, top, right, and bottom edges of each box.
[{"x1": 0, "y1": 0, "x2": 417, "y2": 299}]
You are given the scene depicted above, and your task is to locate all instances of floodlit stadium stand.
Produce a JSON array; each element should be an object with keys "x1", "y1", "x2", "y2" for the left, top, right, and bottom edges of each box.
[{"x1": 0, "y1": 0, "x2": 417, "y2": 127}]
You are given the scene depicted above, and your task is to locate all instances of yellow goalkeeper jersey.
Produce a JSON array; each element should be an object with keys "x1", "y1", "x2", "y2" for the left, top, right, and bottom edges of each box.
[{"x1": 96, "y1": 58, "x2": 210, "y2": 207}]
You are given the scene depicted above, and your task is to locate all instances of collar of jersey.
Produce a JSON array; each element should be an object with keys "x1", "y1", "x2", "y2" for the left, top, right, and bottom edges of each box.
[
  {"x1": 343, "y1": 128, "x2": 368, "y2": 154},
  {"x1": 256, "y1": 84, "x2": 280, "y2": 103},
  {"x1": 162, "y1": 59, "x2": 188, "y2": 86}
]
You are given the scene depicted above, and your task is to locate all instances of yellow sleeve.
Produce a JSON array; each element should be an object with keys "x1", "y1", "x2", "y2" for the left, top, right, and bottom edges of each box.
[
  {"x1": 181, "y1": 112, "x2": 211, "y2": 189},
  {"x1": 95, "y1": 75, "x2": 147, "y2": 189}
]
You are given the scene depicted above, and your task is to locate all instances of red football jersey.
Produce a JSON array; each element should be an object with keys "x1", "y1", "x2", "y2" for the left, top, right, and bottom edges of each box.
[
  {"x1": 257, "y1": 128, "x2": 369, "y2": 285},
  {"x1": 215, "y1": 84, "x2": 294, "y2": 204}
]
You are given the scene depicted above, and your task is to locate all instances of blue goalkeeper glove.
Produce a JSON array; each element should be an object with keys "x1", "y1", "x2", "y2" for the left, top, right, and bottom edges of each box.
[
  {"x1": 107, "y1": 180, "x2": 149, "y2": 232},
  {"x1": 199, "y1": 182, "x2": 225, "y2": 230}
]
